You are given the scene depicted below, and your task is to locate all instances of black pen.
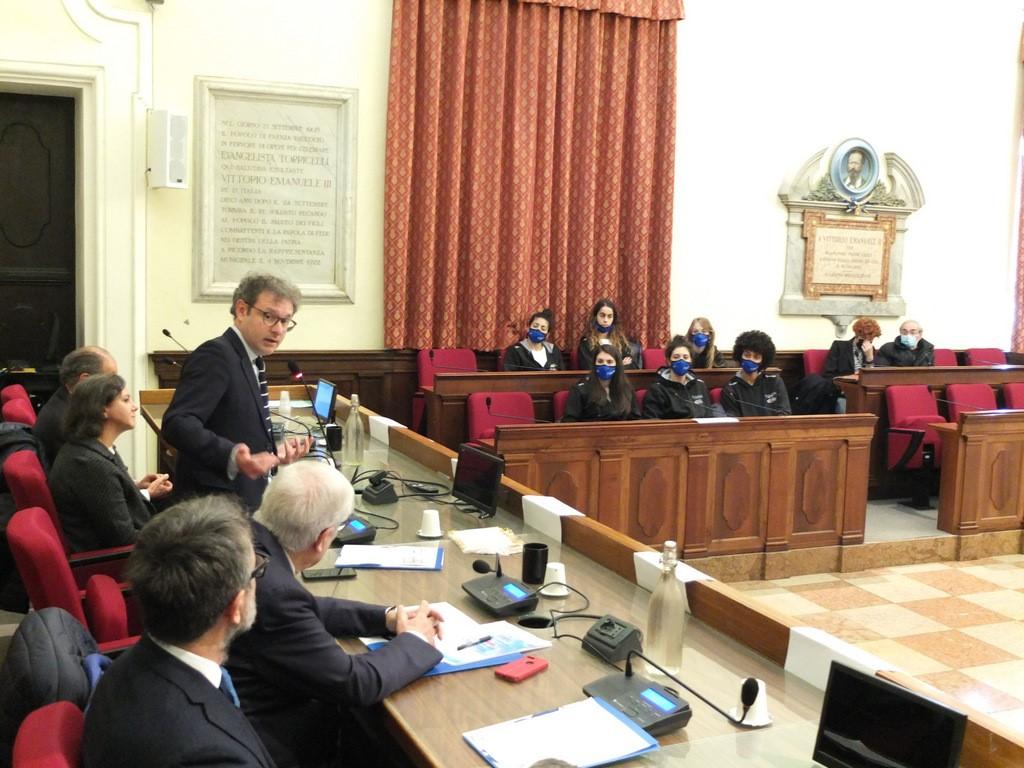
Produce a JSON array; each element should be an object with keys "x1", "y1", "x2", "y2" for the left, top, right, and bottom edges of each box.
[{"x1": 456, "y1": 635, "x2": 492, "y2": 651}]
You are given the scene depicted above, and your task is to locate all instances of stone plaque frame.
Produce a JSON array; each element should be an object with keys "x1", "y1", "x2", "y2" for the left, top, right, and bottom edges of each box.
[
  {"x1": 802, "y1": 211, "x2": 894, "y2": 300},
  {"x1": 193, "y1": 76, "x2": 358, "y2": 303}
]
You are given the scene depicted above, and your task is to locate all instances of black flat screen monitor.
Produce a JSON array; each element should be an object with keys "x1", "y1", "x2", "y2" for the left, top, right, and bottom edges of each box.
[
  {"x1": 812, "y1": 662, "x2": 966, "y2": 768},
  {"x1": 313, "y1": 379, "x2": 337, "y2": 424},
  {"x1": 452, "y1": 443, "x2": 505, "y2": 516}
]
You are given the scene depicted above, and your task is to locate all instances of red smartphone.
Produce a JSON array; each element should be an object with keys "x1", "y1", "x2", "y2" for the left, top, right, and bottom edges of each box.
[{"x1": 494, "y1": 655, "x2": 548, "y2": 682}]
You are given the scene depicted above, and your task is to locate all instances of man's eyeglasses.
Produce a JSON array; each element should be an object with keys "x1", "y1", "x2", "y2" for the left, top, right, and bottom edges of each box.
[
  {"x1": 246, "y1": 302, "x2": 298, "y2": 332},
  {"x1": 251, "y1": 553, "x2": 270, "y2": 581}
]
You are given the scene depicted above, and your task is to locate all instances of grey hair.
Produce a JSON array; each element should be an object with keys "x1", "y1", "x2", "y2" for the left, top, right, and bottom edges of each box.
[
  {"x1": 255, "y1": 462, "x2": 354, "y2": 551},
  {"x1": 230, "y1": 272, "x2": 302, "y2": 316},
  {"x1": 127, "y1": 495, "x2": 253, "y2": 645},
  {"x1": 59, "y1": 346, "x2": 113, "y2": 388}
]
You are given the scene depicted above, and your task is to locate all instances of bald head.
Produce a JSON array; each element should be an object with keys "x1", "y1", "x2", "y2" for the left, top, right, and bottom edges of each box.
[{"x1": 59, "y1": 346, "x2": 117, "y2": 391}]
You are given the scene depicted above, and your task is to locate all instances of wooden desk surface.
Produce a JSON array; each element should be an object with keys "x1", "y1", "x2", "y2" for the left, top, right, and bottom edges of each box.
[{"x1": 304, "y1": 442, "x2": 824, "y2": 767}]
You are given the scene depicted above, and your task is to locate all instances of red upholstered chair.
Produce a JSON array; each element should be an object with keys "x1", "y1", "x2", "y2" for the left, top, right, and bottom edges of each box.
[
  {"x1": 641, "y1": 348, "x2": 664, "y2": 369},
  {"x1": 932, "y1": 348, "x2": 958, "y2": 366},
  {"x1": 710, "y1": 387, "x2": 722, "y2": 405},
  {"x1": 1003, "y1": 382, "x2": 1024, "y2": 409},
  {"x1": 1, "y1": 383, "x2": 30, "y2": 404},
  {"x1": 945, "y1": 383, "x2": 997, "y2": 424},
  {"x1": 12, "y1": 701, "x2": 84, "y2": 768},
  {"x1": 552, "y1": 390, "x2": 570, "y2": 421},
  {"x1": 466, "y1": 392, "x2": 535, "y2": 440},
  {"x1": 885, "y1": 385, "x2": 946, "y2": 508},
  {"x1": 8, "y1": 507, "x2": 138, "y2": 651},
  {"x1": 413, "y1": 348, "x2": 477, "y2": 431},
  {"x1": 802, "y1": 349, "x2": 829, "y2": 377},
  {"x1": 635, "y1": 388, "x2": 647, "y2": 412},
  {"x1": 965, "y1": 347, "x2": 1006, "y2": 366},
  {"x1": 2, "y1": 398, "x2": 36, "y2": 427},
  {"x1": 3, "y1": 451, "x2": 131, "y2": 587}
]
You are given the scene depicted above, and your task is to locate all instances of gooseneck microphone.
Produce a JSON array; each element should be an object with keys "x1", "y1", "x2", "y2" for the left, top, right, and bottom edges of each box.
[
  {"x1": 158, "y1": 356, "x2": 181, "y2": 368},
  {"x1": 161, "y1": 328, "x2": 191, "y2": 353},
  {"x1": 287, "y1": 360, "x2": 338, "y2": 469},
  {"x1": 471, "y1": 554, "x2": 503, "y2": 578}
]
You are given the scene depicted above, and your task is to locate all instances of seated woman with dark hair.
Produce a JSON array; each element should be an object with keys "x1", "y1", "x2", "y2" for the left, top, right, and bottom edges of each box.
[
  {"x1": 685, "y1": 316, "x2": 728, "y2": 368},
  {"x1": 792, "y1": 317, "x2": 882, "y2": 414},
  {"x1": 503, "y1": 308, "x2": 565, "y2": 371},
  {"x1": 562, "y1": 345, "x2": 640, "y2": 422},
  {"x1": 49, "y1": 373, "x2": 173, "y2": 552},
  {"x1": 642, "y1": 335, "x2": 714, "y2": 419},
  {"x1": 720, "y1": 330, "x2": 791, "y2": 417},
  {"x1": 577, "y1": 298, "x2": 642, "y2": 371}
]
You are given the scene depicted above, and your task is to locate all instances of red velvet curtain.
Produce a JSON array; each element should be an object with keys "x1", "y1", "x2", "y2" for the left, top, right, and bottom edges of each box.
[{"x1": 383, "y1": 0, "x2": 683, "y2": 351}]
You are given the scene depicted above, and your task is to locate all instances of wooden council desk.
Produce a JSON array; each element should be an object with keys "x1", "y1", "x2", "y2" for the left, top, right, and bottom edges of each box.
[{"x1": 425, "y1": 368, "x2": 749, "y2": 450}]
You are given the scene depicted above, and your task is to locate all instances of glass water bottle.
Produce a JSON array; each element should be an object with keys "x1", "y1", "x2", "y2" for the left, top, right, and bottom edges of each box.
[
  {"x1": 342, "y1": 394, "x2": 365, "y2": 466},
  {"x1": 645, "y1": 540, "x2": 685, "y2": 675}
]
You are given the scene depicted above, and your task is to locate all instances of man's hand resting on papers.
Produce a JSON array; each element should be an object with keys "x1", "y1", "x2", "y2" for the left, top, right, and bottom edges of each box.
[{"x1": 389, "y1": 600, "x2": 445, "y2": 645}]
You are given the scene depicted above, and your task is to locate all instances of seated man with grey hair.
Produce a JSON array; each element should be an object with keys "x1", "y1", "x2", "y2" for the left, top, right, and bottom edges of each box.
[
  {"x1": 226, "y1": 461, "x2": 443, "y2": 768},
  {"x1": 34, "y1": 345, "x2": 117, "y2": 464},
  {"x1": 163, "y1": 272, "x2": 312, "y2": 510},
  {"x1": 84, "y1": 495, "x2": 275, "y2": 767}
]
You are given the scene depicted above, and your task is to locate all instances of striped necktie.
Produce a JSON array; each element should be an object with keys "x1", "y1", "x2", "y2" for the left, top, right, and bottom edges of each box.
[{"x1": 254, "y1": 356, "x2": 273, "y2": 446}]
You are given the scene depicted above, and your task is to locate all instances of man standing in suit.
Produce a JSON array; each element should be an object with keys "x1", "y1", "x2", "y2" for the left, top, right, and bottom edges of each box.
[
  {"x1": 226, "y1": 462, "x2": 443, "y2": 768},
  {"x1": 83, "y1": 495, "x2": 276, "y2": 767},
  {"x1": 163, "y1": 273, "x2": 311, "y2": 510}
]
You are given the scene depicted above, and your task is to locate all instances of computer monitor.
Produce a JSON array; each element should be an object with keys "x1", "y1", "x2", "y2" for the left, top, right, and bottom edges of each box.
[
  {"x1": 812, "y1": 662, "x2": 967, "y2": 768},
  {"x1": 312, "y1": 379, "x2": 337, "y2": 424},
  {"x1": 452, "y1": 443, "x2": 505, "y2": 516}
]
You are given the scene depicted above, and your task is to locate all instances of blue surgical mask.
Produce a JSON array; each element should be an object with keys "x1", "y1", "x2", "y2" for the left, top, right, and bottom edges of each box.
[
  {"x1": 900, "y1": 334, "x2": 919, "y2": 349},
  {"x1": 595, "y1": 364, "x2": 616, "y2": 381},
  {"x1": 670, "y1": 359, "x2": 691, "y2": 376},
  {"x1": 692, "y1": 332, "x2": 709, "y2": 348},
  {"x1": 740, "y1": 359, "x2": 760, "y2": 374},
  {"x1": 527, "y1": 328, "x2": 546, "y2": 344},
  {"x1": 595, "y1": 320, "x2": 614, "y2": 334}
]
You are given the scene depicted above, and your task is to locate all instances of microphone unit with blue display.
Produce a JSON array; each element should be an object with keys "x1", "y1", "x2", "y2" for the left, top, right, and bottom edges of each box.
[
  {"x1": 333, "y1": 514, "x2": 376, "y2": 546},
  {"x1": 461, "y1": 555, "x2": 539, "y2": 617}
]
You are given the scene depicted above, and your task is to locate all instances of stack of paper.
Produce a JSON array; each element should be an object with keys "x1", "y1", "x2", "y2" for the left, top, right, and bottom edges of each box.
[
  {"x1": 335, "y1": 544, "x2": 444, "y2": 570},
  {"x1": 463, "y1": 697, "x2": 658, "y2": 767},
  {"x1": 447, "y1": 527, "x2": 524, "y2": 556}
]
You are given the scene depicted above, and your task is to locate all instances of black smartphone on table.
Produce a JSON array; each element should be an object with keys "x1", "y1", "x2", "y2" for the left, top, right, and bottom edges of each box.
[{"x1": 301, "y1": 566, "x2": 357, "y2": 581}]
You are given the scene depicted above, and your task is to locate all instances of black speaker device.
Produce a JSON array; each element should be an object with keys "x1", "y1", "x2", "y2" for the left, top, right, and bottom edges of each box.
[
  {"x1": 462, "y1": 556, "x2": 538, "y2": 617},
  {"x1": 582, "y1": 615, "x2": 644, "y2": 663},
  {"x1": 333, "y1": 515, "x2": 376, "y2": 546}
]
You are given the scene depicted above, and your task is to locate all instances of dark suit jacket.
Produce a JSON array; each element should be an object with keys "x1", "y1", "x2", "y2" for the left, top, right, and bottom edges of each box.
[
  {"x1": 226, "y1": 522, "x2": 442, "y2": 768},
  {"x1": 162, "y1": 329, "x2": 275, "y2": 510},
  {"x1": 49, "y1": 438, "x2": 153, "y2": 552},
  {"x1": 823, "y1": 338, "x2": 860, "y2": 377},
  {"x1": 876, "y1": 337, "x2": 935, "y2": 367},
  {"x1": 34, "y1": 385, "x2": 68, "y2": 467},
  {"x1": 83, "y1": 635, "x2": 276, "y2": 768}
]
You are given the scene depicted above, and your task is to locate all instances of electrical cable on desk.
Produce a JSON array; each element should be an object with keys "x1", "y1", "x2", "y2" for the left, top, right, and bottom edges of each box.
[{"x1": 351, "y1": 507, "x2": 400, "y2": 530}]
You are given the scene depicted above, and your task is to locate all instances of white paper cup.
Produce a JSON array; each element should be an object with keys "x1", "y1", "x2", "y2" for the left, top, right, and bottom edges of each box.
[
  {"x1": 419, "y1": 508, "x2": 442, "y2": 538},
  {"x1": 539, "y1": 562, "x2": 569, "y2": 597},
  {"x1": 279, "y1": 390, "x2": 291, "y2": 416}
]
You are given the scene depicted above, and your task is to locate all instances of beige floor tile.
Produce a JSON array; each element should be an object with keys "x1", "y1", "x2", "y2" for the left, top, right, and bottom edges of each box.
[
  {"x1": 743, "y1": 591, "x2": 829, "y2": 617},
  {"x1": 786, "y1": 585, "x2": 887, "y2": 611},
  {"x1": 959, "y1": 565, "x2": 1024, "y2": 590},
  {"x1": 900, "y1": 596, "x2": 1009, "y2": 628},
  {"x1": 835, "y1": 604, "x2": 948, "y2": 638},
  {"x1": 854, "y1": 639, "x2": 950, "y2": 675},
  {"x1": 899, "y1": 630, "x2": 1015, "y2": 668},
  {"x1": 916, "y1": 670, "x2": 1024, "y2": 714},
  {"x1": 963, "y1": 659, "x2": 1024, "y2": 702},
  {"x1": 987, "y1": 554, "x2": 1024, "y2": 564},
  {"x1": 905, "y1": 569, "x2": 1004, "y2": 596},
  {"x1": 766, "y1": 573, "x2": 841, "y2": 588},
  {"x1": 961, "y1": 622, "x2": 1024, "y2": 657},
  {"x1": 960, "y1": 590, "x2": 1024, "y2": 621},
  {"x1": 882, "y1": 562, "x2": 951, "y2": 574},
  {"x1": 846, "y1": 576, "x2": 948, "y2": 603},
  {"x1": 798, "y1": 612, "x2": 884, "y2": 644}
]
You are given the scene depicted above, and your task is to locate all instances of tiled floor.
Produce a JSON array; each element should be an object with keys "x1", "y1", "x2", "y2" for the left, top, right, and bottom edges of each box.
[{"x1": 731, "y1": 554, "x2": 1024, "y2": 732}]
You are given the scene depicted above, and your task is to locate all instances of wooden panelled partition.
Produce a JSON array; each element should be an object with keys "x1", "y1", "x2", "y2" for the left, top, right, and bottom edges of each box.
[
  {"x1": 492, "y1": 415, "x2": 877, "y2": 558},
  {"x1": 935, "y1": 411, "x2": 1024, "y2": 535}
]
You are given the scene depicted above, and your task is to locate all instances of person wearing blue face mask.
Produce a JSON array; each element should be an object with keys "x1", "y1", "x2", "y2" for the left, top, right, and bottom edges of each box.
[
  {"x1": 720, "y1": 330, "x2": 791, "y2": 417},
  {"x1": 875, "y1": 320, "x2": 934, "y2": 367},
  {"x1": 503, "y1": 308, "x2": 565, "y2": 371},
  {"x1": 642, "y1": 336, "x2": 714, "y2": 420},
  {"x1": 577, "y1": 298, "x2": 643, "y2": 371},
  {"x1": 685, "y1": 317, "x2": 728, "y2": 368},
  {"x1": 562, "y1": 345, "x2": 640, "y2": 422}
]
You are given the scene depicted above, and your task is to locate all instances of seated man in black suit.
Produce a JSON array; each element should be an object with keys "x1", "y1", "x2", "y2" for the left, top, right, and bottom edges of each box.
[
  {"x1": 34, "y1": 345, "x2": 116, "y2": 464},
  {"x1": 226, "y1": 461, "x2": 444, "y2": 768},
  {"x1": 162, "y1": 272, "x2": 311, "y2": 510},
  {"x1": 83, "y1": 495, "x2": 276, "y2": 768}
]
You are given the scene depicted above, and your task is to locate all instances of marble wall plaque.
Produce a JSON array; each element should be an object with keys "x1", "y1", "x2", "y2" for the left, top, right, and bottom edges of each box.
[
  {"x1": 802, "y1": 212, "x2": 894, "y2": 301},
  {"x1": 194, "y1": 77, "x2": 357, "y2": 302}
]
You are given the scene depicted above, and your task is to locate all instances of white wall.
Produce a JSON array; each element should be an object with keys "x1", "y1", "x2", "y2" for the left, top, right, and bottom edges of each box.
[{"x1": 674, "y1": 0, "x2": 1024, "y2": 351}]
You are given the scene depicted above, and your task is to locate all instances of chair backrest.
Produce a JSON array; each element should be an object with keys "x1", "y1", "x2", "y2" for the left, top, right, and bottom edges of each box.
[
  {"x1": 932, "y1": 348, "x2": 958, "y2": 366},
  {"x1": 417, "y1": 348, "x2": 477, "y2": 388},
  {"x1": 568, "y1": 347, "x2": 579, "y2": 370},
  {"x1": 965, "y1": 347, "x2": 1006, "y2": 366},
  {"x1": 635, "y1": 388, "x2": 647, "y2": 411},
  {"x1": 4, "y1": 450, "x2": 67, "y2": 552},
  {"x1": 946, "y1": 383, "x2": 997, "y2": 424},
  {"x1": 2, "y1": 398, "x2": 36, "y2": 427},
  {"x1": 1003, "y1": 382, "x2": 1024, "y2": 409},
  {"x1": 1, "y1": 384, "x2": 30, "y2": 405},
  {"x1": 885, "y1": 385, "x2": 939, "y2": 427},
  {"x1": 641, "y1": 348, "x2": 664, "y2": 369},
  {"x1": 802, "y1": 349, "x2": 829, "y2": 376},
  {"x1": 710, "y1": 387, "x2": 722, "y2": 405},
  {"x1": 8, "y1": 507, "x2": 87, "y2": 627},
  {"x1": 466, "y1": 392, "x2": 535, "y2": 440},
  {"x1": 12, "y1": 701, "x2": 84, "y2": 768},
  {"x1": 552, "y1": 390, "x2": 570, "y2": 421}
]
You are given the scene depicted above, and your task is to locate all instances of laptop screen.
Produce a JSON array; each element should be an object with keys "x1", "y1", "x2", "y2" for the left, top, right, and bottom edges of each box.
[{"x1": 313, "y1": 379, "x2": 337, "y2": 423}]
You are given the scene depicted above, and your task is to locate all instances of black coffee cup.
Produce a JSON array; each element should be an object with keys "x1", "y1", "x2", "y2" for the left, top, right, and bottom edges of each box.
[{"x1": 521, "y1": 542, "x2": 549, "y2": 585}]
